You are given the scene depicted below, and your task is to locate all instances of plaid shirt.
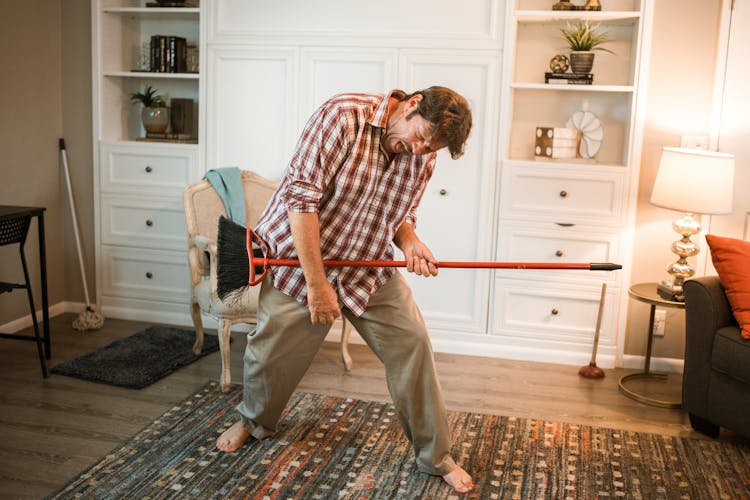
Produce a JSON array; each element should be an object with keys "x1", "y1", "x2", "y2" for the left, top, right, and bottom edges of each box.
[{"x1": 254, "y1": 90, "x2": 437, "y2": 315}]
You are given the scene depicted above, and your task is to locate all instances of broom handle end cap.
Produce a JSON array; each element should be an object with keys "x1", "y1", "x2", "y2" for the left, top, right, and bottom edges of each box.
[{"x1": 590, "y1": 263, "x2": 622, "y2": 271}]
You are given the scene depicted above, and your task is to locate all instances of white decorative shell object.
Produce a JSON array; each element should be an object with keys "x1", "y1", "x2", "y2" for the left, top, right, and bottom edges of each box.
[{"x1": 566, "y1": 100, "x2": 603, "y2": 159}]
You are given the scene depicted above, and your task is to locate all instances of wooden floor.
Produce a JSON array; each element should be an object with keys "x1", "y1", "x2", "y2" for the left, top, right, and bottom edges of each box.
[{"x1": 0, "y1": 313, "x2": 743, "y2": 498}]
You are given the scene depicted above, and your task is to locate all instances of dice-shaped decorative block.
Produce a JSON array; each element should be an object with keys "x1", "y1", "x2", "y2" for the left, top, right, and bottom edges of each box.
[{"x1": 534, "y1": 127, "x2": 580, "y2": 159}]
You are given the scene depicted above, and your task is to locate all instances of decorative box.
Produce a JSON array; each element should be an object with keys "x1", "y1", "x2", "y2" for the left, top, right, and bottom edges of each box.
[{"x1": 534, "y1": 127, "x2": 580, "y2": 159}]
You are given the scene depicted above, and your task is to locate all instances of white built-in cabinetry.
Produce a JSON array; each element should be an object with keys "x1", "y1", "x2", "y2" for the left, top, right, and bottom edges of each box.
[
  {"x1": 492, "y1": 0, "x2": 651, "y2": 365},
  {"x1": 202, "y1": 0, "x2": 503, "y2": 340},
  {"x1": 92, "y1": 0, "x2": 202, "y2": 324},
  {"x1": 91, "y1": 0, "x2": 652, "y2": 367}
]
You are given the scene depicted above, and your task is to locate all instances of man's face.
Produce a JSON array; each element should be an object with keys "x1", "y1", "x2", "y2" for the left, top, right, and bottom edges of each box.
[{"x1": 382, "y1": 97, "x2": 445, "y2": 156}]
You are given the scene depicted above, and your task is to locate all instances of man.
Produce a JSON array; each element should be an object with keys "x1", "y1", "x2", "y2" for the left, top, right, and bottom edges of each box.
[{"x1": 216, "y1": 87, "x2": 474, "y2": 493}]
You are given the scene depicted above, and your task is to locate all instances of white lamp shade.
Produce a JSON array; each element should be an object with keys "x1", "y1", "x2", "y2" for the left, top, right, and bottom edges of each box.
[{"x1": 649, "y1": 147, "x2": 735, "y2": 215}]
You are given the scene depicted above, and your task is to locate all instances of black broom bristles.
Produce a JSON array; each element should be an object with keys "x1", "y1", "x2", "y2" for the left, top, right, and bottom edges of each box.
[{"x1": 217, "y1": 216, "x2": 256, "y2": 300}]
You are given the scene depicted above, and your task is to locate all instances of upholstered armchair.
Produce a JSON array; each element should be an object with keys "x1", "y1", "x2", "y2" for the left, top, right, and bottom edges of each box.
[{"x1": 183, "y1": 170, "x2": 353, "y2": 392}]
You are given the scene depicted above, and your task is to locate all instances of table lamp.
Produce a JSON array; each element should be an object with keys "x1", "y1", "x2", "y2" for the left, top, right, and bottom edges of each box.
[{"x1": 649, "y1": 147, "x2": 734, "y2": 301}]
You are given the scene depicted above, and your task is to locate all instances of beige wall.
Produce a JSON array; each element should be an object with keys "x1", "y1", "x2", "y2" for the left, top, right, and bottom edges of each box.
[
  {"x1": 0, "y1": 0, "x2": 727, "y2": 367},
  {"x1": 0, "y1": 0, "x2": 91, "y2": 326},
  {"x1": 625, "y1": 0, "x2": 722, "y2": 361}
]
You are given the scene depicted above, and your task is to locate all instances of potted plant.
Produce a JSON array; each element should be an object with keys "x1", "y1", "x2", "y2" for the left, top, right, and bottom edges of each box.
[
  {"x1": 130, "y1": 85, "x2": 169, "y2": 134},
  {"x1": 561, "y1": 20, "x2": 614, "y2": 75}
]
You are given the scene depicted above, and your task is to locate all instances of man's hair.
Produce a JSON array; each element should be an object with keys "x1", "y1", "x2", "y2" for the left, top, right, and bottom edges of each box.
[{"x1": 402, "y1": 86, "x2": 472, "y2": 160}]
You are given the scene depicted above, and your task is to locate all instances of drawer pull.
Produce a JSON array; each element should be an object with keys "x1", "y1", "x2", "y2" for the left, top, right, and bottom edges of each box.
[
  {"x1": 146, "y1": 219, "x2": 154, "y2": 227},
  {"x1": 555, "y1": 250, "x2": 564, "y2": 257},
  {"x1": 555, "y1": 222, "x2": 575, "y2": 227},
  {"x1": 551, "y1": 308, "x2": 559, "y2": 316},
  {"x1": 146, "y1": 272, "x2": 153, "y2": 279},
  {"x1": 559, "y1": 190, "x2": 568, "y2": 198},
  {"x1": 145, "y1": 166, "x2": 153, "y2": 173},
  {"x1": 439, "y1": 189, "x2": 448, "y2": 196}
]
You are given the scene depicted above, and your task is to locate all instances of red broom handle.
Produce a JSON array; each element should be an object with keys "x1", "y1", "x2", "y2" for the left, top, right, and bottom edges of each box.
[
  {"x1": 244, "y1": 227, "x2": 621, "y2": 286},
  {"x1": 251, "y1": 257, "x2": 619, "y2": 271}
]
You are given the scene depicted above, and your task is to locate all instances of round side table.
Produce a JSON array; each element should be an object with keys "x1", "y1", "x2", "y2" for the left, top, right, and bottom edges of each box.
[{"x1": 619, "y1": 282, "x2": 685, "y2": 408}]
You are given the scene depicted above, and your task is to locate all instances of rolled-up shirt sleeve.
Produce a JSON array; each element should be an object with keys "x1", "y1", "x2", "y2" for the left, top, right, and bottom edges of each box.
[
  {"x1": 403, "y1": 154, "x2": 437, "y2": 227},
  {"x1": 282, "y1": 99, "x2": 352, "y2": 213}
]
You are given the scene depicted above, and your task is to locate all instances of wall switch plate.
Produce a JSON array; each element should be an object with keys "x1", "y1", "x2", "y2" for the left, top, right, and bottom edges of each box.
[
  {"x1": 681, "y1": 135, "x2": 709, "y2": 150},
  {"x1": 653, "y1": 309, "x2": 666, "y2": 337}
]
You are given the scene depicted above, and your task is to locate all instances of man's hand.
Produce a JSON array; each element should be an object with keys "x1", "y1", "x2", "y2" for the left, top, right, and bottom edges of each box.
[
  {"x1": 288, "y1": 211, "x2": 342, "y2": 325},
  {"x1": 307, "y1": 281, "x2": 341, "y2": 325},
  {"x1": 394, "y1": 222, "x2": 438, "y2": 277}
]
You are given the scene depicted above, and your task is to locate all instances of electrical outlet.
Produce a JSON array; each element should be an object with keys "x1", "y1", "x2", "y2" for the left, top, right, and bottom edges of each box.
[
  {"x1": 653, "y1": 309, "x2": 666, "y2": 337},
  {"x1": 681, "y1": 135, "x2": 709, "y2": 150}
]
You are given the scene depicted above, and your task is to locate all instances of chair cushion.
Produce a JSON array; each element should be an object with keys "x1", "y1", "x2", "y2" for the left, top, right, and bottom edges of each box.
[
  {"x1": 712, "y1": 325, "x2": 750, "y2": 385},
  {"x1": 706, "y1": 234, "x2": 750, "y2": 339}
]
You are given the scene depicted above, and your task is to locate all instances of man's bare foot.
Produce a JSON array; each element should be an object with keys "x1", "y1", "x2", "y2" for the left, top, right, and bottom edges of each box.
[
  {"x1": 216, "y1": 420, "x2": 251, "y2": 452},
  {"x1": 443, "y1": 466, "x2": 474, "y2": 493}
]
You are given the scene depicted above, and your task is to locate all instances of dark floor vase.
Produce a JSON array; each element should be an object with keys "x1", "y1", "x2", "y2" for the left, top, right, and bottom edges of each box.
[{"x1": 570, "y1": 51, "x2": 595, "y2": 74}]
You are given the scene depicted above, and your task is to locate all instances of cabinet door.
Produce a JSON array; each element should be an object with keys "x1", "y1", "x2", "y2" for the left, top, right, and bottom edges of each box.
[
  {"x1": 299, "y1": 48, "x2": 397, "y2": 125},
  {"x1": 398, "y1": 51, "x2": 499, "y2": 334},
  {"x1": 205, "y1": 47, "x2": 299, "y2": 181}
]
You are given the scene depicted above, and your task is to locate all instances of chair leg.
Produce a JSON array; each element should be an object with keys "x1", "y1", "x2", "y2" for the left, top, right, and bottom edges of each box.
[
  {"x1": 218, "y1": 319, "x2": 233, "y2": 393},
  {"x1": 340, "y1": 317, "x2": 353, "y2": 372},
  {"x1": 20, "y1": 246, "x2": 47, "y2": 378},
  {"x1": 189, "y1": 300, "x2": 204, "y2": 355}
]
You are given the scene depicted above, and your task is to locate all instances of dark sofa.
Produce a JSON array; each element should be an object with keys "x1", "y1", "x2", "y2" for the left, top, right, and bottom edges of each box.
[{"x1": 683, "y1": 276, "x2": 750, "y2": 438}]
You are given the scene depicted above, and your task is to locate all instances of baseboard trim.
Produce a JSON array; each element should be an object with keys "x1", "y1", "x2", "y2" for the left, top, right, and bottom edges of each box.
[
  {"x1": 0, "y1": 301, "x2": 86, "y2": 333},
  {"x1": 622, "y1": 354, "x2": 684, "y2": 373}
]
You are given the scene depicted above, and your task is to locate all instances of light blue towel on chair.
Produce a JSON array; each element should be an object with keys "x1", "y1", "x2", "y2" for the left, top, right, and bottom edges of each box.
[{"x1": 204, "y1": 167, "x2": 245, "y2": 226}]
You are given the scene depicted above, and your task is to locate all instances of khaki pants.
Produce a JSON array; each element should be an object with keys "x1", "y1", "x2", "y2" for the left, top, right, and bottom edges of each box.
[{"x1": 236, "y1": 272, "x2": 456, "y2": 476}]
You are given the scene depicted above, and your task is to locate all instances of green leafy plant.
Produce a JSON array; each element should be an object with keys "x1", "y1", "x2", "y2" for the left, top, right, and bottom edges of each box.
[
  {"x1": 561, "y1": 21, "x2": 614, "y2": 53},
  {"x1": 130, "y1": 85, "x2": 166, "y2": 108}
]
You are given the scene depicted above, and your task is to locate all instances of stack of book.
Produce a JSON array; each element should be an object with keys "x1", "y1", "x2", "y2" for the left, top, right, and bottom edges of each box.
[
  {"x1": 137, "y1": 132, "x2": 198, "y2": 144},
  {"x1": 544, "y1": 72, "x2": 593, "y2": 85},
  {"x1": 149, "y1": 35, "x2": 188, "y2": 73}
]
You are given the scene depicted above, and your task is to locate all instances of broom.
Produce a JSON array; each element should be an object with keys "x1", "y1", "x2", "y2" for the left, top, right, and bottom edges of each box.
[
  {"x1": 60, "y1": 139, "x2": 105, "y2": 331},
  {"x1": 216, "y1": 217, "x2": 622, "y2": 300}
]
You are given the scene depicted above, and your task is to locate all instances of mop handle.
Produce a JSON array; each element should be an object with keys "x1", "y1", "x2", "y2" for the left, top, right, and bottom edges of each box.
[
  {"x1": 59, "y1": 138, "x2": 92, "y2": 307},
  {"x1": 245, "y1": 228, "x2": 621, "y2": 286}
]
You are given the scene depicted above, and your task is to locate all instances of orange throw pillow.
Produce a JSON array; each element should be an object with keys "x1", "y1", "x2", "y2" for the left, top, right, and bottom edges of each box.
[{"x1": 706, "y1": 234, "x2": 750, "y2": 339}]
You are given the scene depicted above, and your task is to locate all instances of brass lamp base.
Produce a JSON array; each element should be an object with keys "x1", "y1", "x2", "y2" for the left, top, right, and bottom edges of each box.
[{"x1": 661, "y1": 213, "x2": 700, "y2": 302}]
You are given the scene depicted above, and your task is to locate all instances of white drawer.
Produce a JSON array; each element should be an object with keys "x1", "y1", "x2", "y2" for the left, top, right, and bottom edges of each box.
[
  {"x1": 496, "y1": 222, "x2": 621, "y2": 284},
  {"x1": 101, "y1": 195, "x2": 187, "y2": 250},
  {"x1": 99, "y1": 141, "x2": 199, "y2": 194},
  {"x1": 500, "y1": 164, "x2": 625, "y2": 225},
  {"x1": 491, "y1": 279, "x2": 618, "y2": 347},
  {"x1": 100, "y1": 246, "x2": 190, "y2": 302}
]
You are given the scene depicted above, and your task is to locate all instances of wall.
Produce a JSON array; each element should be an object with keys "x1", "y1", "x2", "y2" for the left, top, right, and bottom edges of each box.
[
  {"x1": 61, "y1": 1, "x2": 94, "y2": 309},
  {"x1": 625, "y1": 0, "x2": 722, "y2": 363},
  {"x1": 0, "y1": 2, "x2": 64, "y2": 325},
  {"x1": 0, "y1": 0, "x2": 92, "y2": 328}
]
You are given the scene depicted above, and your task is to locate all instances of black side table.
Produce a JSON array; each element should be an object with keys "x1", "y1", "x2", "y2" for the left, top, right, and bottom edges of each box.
[
  {"x1": 0, "y1": 206, "x2": 50, "y2": 370},
  {"x1": 619, "y1": 282, "x2": 685, "y2": 408}
]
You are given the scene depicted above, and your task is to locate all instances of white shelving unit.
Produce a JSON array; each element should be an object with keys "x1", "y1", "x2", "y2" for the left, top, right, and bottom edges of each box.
[
  {"x1": 92, "y1": 0, "x2": 203, "y2": 325},
  {"x1": 492, "y1": 0, "x2": 653, "y2": 366}
]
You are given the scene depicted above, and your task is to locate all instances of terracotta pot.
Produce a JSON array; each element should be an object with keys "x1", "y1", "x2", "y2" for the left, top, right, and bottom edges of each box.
[
  {"x1": 569, "y1": 51, "x2": 595, "y2": 74},
  {"x1": 141, "y1": 106, "x2": 169, "y2": 133}
]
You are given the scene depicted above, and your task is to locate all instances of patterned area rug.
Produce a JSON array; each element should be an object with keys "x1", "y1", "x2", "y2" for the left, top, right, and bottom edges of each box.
[
  {"x1": 50, "y1": 381, "x2": 750, "y2": 499},
  {"x1": 51, "y1": 326, "x2": 219, "y2": 389}
]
